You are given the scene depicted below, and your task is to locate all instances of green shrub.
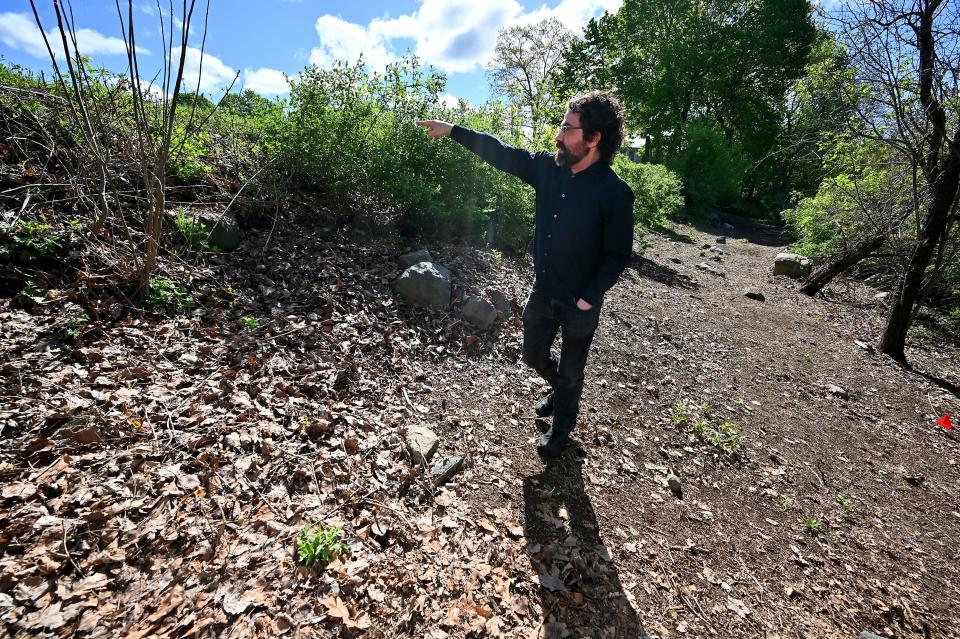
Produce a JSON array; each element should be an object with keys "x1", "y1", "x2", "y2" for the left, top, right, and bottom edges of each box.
[
  {"x1": 145, "y1": 276, "x2": 194, "y2": 313},
  {"x1": 175, "y1": 210, "x2": 208, "y2": 250},
  {"x1": 0, "y1": 220, "x2": 64, "y2": 260},
  {"x1": 667, "y1": 118, "x2": 748, "y2": 211},
  {"x1": 612, "y1": 157, "x2": 684, "y2": 227}
]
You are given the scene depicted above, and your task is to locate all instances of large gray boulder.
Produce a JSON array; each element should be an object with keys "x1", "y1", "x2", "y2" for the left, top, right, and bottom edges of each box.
[
  {"x1": 393, "y1": 262, "x2": 451, "y2": 308},
  {"x1": 773, "y1": 253, "x2": 813, "y2": 279},
  {"x1": 398, "y1": 249, "x2": 433, "y2": 269},
  {"x1": 197, "y1": 211, "x2": 240, "y2": 250},
  {"x1": 461, "y1": 295, "x2": 497, "y2": 330}
]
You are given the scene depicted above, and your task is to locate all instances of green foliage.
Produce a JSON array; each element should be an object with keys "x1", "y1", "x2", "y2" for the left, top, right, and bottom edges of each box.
[
  {"x1": 782, "y1": 137, "x2": 905, "y2": 258},
  {"x1": 667, "y1": 118, "x2": 748, "y2": 210},
  {"x1": 170, "y1": 128, "x2": 212, "y2": 184},
  {"x1": 0, "y1": 220, "x2": 64, "y2": 260},
  {"x1": 19, "y1": 280, "x2": 41, "y2": 297},
  {"x1": 175, "y1": 210, "x2": 209, "y2": 250},
  {"x1": 66, "y1": 314, "x2": 90, "y2": 338},
  {"x1": 243, "y1": 316, "x2": 259, "y2": 331},
  {"x1": 145, "y1": 277, "x2": 194, "y2": 313},
  {"x1": 834, "y1": 494, "x2": 853, "y2": 513},
  {"x1": 693, "y1": 419, "x2": 743, "y2": 456},
  {"x1": 267, "y1": 55, "x2": 536, "y2": 251},
  {"x1": 803, "y1": 516, "x2": 823, "y2": 536},
  {"x1": 612, "y1": 157, "x2": 684, "y2": 227},
  {"x1": 297, "y1": 524, "x2": 348, "y2": 566},
  {"x1": 670, "y1": 402, "x2": 688, "y2": 425}
]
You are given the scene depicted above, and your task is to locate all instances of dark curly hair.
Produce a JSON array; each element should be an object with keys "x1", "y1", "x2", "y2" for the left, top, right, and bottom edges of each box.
[{"x1": 567, "y1": 91, "x2": 626, "y2": 166}]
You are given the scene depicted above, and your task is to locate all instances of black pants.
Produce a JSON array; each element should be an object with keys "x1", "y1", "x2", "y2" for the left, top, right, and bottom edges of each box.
[{"x1": 521, "y1": 291, "x2": 602, "y2": 434}]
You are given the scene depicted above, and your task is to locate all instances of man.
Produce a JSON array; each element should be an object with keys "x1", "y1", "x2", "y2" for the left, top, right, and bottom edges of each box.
[{"x1": 416, "y1": 91, "x2": 634, "y2": 459}]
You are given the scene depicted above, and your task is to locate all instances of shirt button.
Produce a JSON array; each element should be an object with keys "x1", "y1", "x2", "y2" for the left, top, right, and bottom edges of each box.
[
  {"x1": 561, "y1": 194, "x2": 566, "y2": 198},
  {"x1": 547, "y1": 234, "x2": 551, "y2": 238},
  {"x1": 553, "y1": 214, "x2": 558, "y2": 218}
]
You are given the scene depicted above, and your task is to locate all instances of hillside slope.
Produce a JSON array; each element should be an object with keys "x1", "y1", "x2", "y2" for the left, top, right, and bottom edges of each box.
[{"x1": 1, "y1": 215, "x2": 958, "y2": 638}]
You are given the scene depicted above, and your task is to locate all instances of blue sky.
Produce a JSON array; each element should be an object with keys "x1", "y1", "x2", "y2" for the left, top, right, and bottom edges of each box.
[{"x1": 0, "y1": 0, "x2": 621, "y2": 106}]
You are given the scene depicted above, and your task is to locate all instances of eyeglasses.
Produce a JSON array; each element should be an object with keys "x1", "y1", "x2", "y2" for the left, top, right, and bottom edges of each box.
[{"x1": 558, "y1": 123, "x2": 582, "y2": 133}]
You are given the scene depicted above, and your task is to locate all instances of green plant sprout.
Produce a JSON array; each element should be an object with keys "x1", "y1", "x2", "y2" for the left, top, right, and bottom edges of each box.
[
  {"x1": 670, "y1": 403, "x2": 688, "y2": 425},
  {"x1": 803, "y1": 516, "x2": 822, "y2": 536},
  {"x1": 66, "y1": 314, "x2": 90, "y2": 338},
  {"x1": 693, "y1": 419, "x2": 743, "y2": 455},
  {"x1": 146, "y1": 276, "x2": 194, "y2": 313},
  {"x1": 297, "y1": 524, "x2": 348, "y2": 566},
  {"x1": 243, "y1": 316, "x2": 259, "y2": 331},
  {"x1": 834, "y1": 494, "x2": 853, "y2": 513}
]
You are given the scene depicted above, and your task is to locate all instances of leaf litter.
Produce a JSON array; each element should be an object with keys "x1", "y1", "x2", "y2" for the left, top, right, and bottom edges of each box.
[{"x1": 1, "y1": 216, "x2": 959, "y2": 638}]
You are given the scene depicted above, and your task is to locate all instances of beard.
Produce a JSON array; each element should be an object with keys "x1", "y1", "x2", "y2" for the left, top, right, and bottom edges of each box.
[{"x1": 555, "y1": 140, "x2": 588, "y2": 168}]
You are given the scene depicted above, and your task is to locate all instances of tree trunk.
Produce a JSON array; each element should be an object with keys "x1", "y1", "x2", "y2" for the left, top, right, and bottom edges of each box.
[
  {"x1": 800, "y1": 233, "x2": 886, "y2": 296},
  {"x1": 879, "y1": 142, "x2": 960, "y2": 362}
]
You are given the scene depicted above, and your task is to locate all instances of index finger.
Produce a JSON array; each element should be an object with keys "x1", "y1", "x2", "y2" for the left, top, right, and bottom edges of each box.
[{"x1": 415, "y1": 120, "x2": 430, "y2": 127}]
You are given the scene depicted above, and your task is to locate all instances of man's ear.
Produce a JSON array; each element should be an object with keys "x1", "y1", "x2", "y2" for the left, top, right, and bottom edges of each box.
[{"x1": 585, "y1": 130, "x2": 601, "y2": 149}]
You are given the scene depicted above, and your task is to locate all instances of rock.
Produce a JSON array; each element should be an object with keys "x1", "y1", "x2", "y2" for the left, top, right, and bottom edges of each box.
[
  {"x1": 431, "y1": 455, "x2": 465, "y2": 486},
  {"x1": 773, "y1": 253, "x2": 813, "y2": 279},
  {"x1": 721, "y1": 222, "x2": 735, "y2": 230},
  {"x1": 393, "y1": 262, "x2": 451, "y2": 308},
  {"x1": 710, "y1": 255, "x2": 723, "y2": 262},
  {"x1": 398, "y1": 249, "x2": 433, "y2": 268},
  {"x1": 709, "y1": 246, "x2": 724, "y2": 254},
  {"x1": 669, "y1": 257, "x2": 682, "y2": 264},
  {"x1": 707, "y1": 209, "x2": 721, "y2": 227},
  {"x1": 715, "y1": 235, "x2": 726, "y2": 244},
  {"x1": 859, "y1": 632, "x2": 884, "y2": 639},
  {"x1": 873, "y1": 292, "x2": 891, "y2": 303},
  {"x1": 826, "y1": 384, "x2": 849, "y2": 400},
  {"x1": 744, "y1": 289, "x2": 765, "y2": 302},
  {"x1": 201, "y1": 212, "x2": 241, "y2": 250},
  {"x1": 666, "y1": 474, "x2": 682, "y2": 499},
  {"x1": 486, "y1": 289, "x2": 511, "y2": 318},
  {"x1": 406, "y1": 426, "x2": 439, "y2": 466},
  {"x1": 461, "y1": 295, "x2": 497, "y2": 330},
  {"x1": 696, "y1": 262, "x2": 725, "y2": 277}
]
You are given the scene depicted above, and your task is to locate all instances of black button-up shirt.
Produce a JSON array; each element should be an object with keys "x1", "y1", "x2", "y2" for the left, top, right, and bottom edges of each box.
[{"x1": 450, "y1": 125, "x2": 635, "y2": 305}]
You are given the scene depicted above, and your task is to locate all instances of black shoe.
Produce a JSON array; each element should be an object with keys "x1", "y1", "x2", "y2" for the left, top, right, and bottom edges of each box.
[
  {"x1": 535, "y1": 392, "x2": 555, "y2": 418},
  {"x1": 536, "y1": 427, "x2": 571, "y2": 459}
]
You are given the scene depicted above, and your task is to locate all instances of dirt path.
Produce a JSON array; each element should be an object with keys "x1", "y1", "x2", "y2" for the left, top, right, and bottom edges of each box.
[{"x1": 1, "y1": 217, "x2": 958, "y2": 638}]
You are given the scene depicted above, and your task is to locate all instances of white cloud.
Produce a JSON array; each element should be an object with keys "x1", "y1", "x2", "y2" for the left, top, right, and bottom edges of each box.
[
  {"x1": 177, "y1": 46, "x2": 237, "y2": 93},
  {"x1": 243, "y1": 67, "x2": 290, "y2": 95},
  {"x1": 439, "y1": 93, "x2": 472, "y2": 109},
  {"x1": 307, "y1": 0, "x2": 622, "y2": 74},
  {"x1": 0, "y1": 11, "x2": 149, "y2": 59},
  {"x1": 309, "y1": 15, "x2": 396, "y2": 71}
]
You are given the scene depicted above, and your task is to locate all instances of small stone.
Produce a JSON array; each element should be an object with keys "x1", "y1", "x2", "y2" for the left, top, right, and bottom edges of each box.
[
  {"x1": 393, "y1": 262, "x2": 451, "y2": 308},
  {"x1": 461, "y1": 295, "x2": 497, "y2": 330},
  {"x1": 406, "y1": 426, "x2": 439, "y2": 466},
  {"x1": 873, "y1": 292, "x2": 890, "y2": 303},
  {"x1": 859, "y1": 632, "x2": 884, "y2": 639},
  {"x1": 669, "y1": 257, "x2": 682, "y2": 264},
  {"x1": 715, "y1": 236, "x2": 726, "y2": 244},
  {"x1": 487, "y1": 289, "x2": 511, "y2": 318},
  {"x1": 744, "y1": 289, "x2": 765, "y2": 302},
  {"x1": 398, "y1": 249, "x2": 432, "y2": 268},
  {"x1": 666, "y1": 474, "x2": 682, "y2": 499},
  {"x1": 696, "y1": 262, "x2": 725, "y2": 277},
  {"x1": 431, "y1": 455, "x2": 465, "y2": 486},
  {"x1": 826, "y1": 384, "x2": 849, "y2": 400}
]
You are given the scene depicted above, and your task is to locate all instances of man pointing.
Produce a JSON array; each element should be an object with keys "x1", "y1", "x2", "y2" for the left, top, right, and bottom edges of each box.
[{"x1": 417, "y1": 91, "x2": 634, "y2": 459}]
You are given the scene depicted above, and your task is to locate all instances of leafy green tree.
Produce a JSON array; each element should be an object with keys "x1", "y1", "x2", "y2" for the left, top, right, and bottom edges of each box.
[
  {"x1": 487, "y1": 18, "x2": 575, "y2": 146},
  {"x1": 554, "y1": 0, "x2": 816, "y2": 209}
]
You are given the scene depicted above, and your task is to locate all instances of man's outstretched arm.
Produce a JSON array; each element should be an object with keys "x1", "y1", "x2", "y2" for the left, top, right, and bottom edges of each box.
[{"x1": 416, "y1": 120, "x2": 538, "y2": 187}]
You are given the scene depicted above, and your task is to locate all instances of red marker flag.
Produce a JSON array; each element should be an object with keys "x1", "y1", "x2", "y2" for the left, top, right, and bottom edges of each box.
[{"x1": 937, "y1": 415, "x2": 953, "y2": 430}]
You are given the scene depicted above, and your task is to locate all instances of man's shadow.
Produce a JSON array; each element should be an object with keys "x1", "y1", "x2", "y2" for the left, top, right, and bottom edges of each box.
[{"x1": 523, "y1": 452, "x2": 650, "y2": 638}]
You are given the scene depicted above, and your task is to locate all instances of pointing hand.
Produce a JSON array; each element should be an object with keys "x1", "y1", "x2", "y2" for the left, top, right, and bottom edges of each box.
[{"x1": 416, "y1": 120, "x2": 453, "y2": 139}]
